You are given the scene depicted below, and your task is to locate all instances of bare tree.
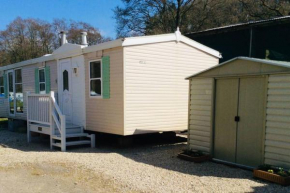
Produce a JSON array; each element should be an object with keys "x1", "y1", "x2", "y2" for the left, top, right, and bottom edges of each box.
[
  {"x1": 0, "y1": 17, "x2": 111, "y2": 66},
  {"x1": 239, "y1": 0, "x2": 290, "y2": 19},
  {"x1": 114, "y1": 0, "x2": 290, "y2": 37}
]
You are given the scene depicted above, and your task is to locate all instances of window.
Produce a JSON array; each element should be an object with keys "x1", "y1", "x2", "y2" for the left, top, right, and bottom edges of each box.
[
  {"x1": 0, "y1": 76, "x2": 4, "y2": 97},
  {"x1": 39, "y1": 69, "x2": 46, "y2": 94},
  {"x1": 90, "y1": 61, "x2": 102, "y2": 97},
  {"x1": 63, "y1": 70, "x2": 69, "y2": 91},
  {"x1": 15, "y1": 69, "x2": 23, "y2": 113},
  {"x1": 8, "y1": 72, "x2": 14, "y2": 114}
]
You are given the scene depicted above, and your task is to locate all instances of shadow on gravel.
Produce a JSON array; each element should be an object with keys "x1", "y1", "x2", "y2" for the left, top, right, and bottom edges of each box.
[{"x1": 0, "y1": 129, "x2": 286, "y2": 192}]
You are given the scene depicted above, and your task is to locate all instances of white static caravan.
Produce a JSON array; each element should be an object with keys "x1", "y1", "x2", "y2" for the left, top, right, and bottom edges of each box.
[{"x1": 0, "y1": 31, "x2": 220, "y2": 151}]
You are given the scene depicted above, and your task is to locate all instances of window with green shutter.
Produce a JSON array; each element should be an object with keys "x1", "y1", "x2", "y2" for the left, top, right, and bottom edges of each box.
[
  {"x1": 89, "y1": 56, "x2": 110, "y2": 99},
  {"x1": 35, "y1": 68, "x2": 40, "y2": 94},
  {"x1": 35, "y1": 66, "x2": 51, "y2": 94}
]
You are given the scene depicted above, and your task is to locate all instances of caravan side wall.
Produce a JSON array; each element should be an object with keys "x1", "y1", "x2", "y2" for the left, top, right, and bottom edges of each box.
[
  {"x1": 0, "y1": 60, "x2": 57, "y2": 120},
  {"x1": 123, "y1": 41, "x2": 219, "y2": 135},
  {"x1": 84, "y1": 47, "x2": 124, "y2": 135}
]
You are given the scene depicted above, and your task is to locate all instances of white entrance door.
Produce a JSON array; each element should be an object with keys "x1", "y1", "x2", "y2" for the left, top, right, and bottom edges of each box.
[{"x1": 59, "y1": 59, "x2": 73, "y2": 123}]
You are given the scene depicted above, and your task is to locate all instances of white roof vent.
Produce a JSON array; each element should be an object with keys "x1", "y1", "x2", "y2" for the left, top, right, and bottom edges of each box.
[
  {"x1": 175, "y1": 27, "x2": 181, "y2": 42},
  {"x1": 81, "y1": 32, "x2": 88, "y2": 46},
  {"x1": 60, "y1": 31, "x2": 67, "y2": 46}
]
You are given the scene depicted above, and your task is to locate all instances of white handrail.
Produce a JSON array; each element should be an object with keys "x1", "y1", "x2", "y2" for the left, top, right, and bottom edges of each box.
[
  {"x1": 27, "y1": 91, "x2": 67, "y2": 151},
  {"x1": 51, "y1": 111, "x2": 61, "y2": 133},
  {"x1": 50, "y1": 92, "x2": 63, "y2": 117},
  {"x1": 50, "y1": 91, "x2": 66, "y2": 151}
]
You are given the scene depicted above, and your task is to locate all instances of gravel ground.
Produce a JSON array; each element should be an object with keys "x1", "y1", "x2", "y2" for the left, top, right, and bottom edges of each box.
[{"x1": 0, "y1": 129, "x2": 289, "y2": 193}]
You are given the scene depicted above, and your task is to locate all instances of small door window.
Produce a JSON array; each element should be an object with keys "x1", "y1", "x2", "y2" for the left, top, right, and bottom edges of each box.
[{"x1": 63, "y1": 70, "x2": 69, "y2": 91}]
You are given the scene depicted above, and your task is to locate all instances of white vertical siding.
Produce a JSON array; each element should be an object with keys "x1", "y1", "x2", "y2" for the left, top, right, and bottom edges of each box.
[
  {"x1": 71, "y1": 56, "x2": 86, "y2": 127},
  {"x1": 265, "y1": 74, "x2": 290, "y2": 168},
  {"x1": 0, "y1": 99, "x2": 8, "y2": 118},
  {"x1": 124, "y1": 41, "x2": 218, "y2": 135},
  {"x1": 188, "y1": 78, "x2": 214, "y2": 153},
  {"x1": 84, "y1": 48, "x2": 124, "y2": 135}
]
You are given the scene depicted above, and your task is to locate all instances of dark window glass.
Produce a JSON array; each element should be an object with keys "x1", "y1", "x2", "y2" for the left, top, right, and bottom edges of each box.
[
  {"x1": 63, "y1": 70, "x2": 69, "y2": 91},
  {"x1": 0, "y1": 77, "x2": 3, "y2": 97},
  {"x1": 0, "y1": 77, "x2": 3, "y2": 86},
  {"x1": 90, "y1": 79, "x2": 101, "y2": 96},
  {"x1": 8, "y1": 73, "x2": 13, "y2": 92},
  {"x1": 39, "y1": 69, "x2": 45, "y2": 83},
  {"x1": 16, "y1": 84, "x2": 22, "y2": 93},
  {"x1": 15, "y1": 84, "x2": 23, "y2": 113},
  {"x1": 90, "y1": 61, "x2": 101, "y2": 78},
  {"x1": 0, "y1": 87, "x2": 4, "y2": 96},
  {"x1": 40, "y1": 83, "x2": 46, "y2": 93},
  {"x1": 15, "y1": 69, "x2": 22, "y2": 83}
]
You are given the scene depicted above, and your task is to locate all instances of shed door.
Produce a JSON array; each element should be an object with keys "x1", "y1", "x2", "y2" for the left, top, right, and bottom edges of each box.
[
  {"x1": 214, "y1": 77, "x2": 265, "y2": 167},
  {"x1": 236, "y1": 77, "x2": 265, "y2": 167},
  {"x1": 214, "y1": 78, "x2": 239, "y2": 163}
]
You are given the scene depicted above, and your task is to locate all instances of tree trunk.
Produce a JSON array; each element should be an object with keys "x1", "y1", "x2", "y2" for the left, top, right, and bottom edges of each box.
[{"x1": 176, "y1": 0, "x2": 181, "y2": 29}]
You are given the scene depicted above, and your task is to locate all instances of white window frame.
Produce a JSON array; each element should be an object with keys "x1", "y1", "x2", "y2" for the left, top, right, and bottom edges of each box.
[
  {"x1": 89, "y1": 59, "x2": 102, "y2": 99},
  {"x1": 0, "y1": 75, "x2": 4, "y2": 98},
  {"x1": 38, "y1": 68, "x2": 46, "y2": 94},
  {"x1": 14, "y1": 68, "x2": 23, "y2": 114},
  {"x1": 7, "y1": 70, "x2": 15, "y2": 116}
]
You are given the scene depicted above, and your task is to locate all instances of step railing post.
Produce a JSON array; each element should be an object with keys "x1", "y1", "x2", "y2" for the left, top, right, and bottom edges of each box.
[
  {"x1": 61, "y1": 115, "x2": 66, "y2": 152},
  {"x1": 49, "y1": 91, "x2": 54, "y2": 150},
  {"x1": 26, "y1": 91, "x2": 31, "y2": 143}
]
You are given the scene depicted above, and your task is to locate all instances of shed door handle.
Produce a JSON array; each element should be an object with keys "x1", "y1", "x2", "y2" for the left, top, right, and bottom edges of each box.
[{"x1": 235, "y1": 116, "x2": 240, "y2": 122}]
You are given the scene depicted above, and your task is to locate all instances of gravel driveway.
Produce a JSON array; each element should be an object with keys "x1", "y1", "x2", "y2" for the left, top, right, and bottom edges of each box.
[{"x1": 0, "y1": 129, "x2": 288, "y2": 193}]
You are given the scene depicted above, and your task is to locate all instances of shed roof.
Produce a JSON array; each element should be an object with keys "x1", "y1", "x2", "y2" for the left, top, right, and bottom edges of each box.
[
  {"x1": 186, "y1": 57, "x2": 290, "y2": 79},
  {"x1": 0, "y1": 31, "x2": 221, "y2": 71},
  {"x1": 186, "y1": 15, "x2": 290, "y2": 36}
]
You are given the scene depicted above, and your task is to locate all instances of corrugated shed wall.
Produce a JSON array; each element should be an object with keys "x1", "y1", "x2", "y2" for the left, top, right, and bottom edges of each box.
[
  {"x1": 265, "y1": 74, "x2": 290, "y2": 168},
  {"x1": 188, "y1": 78, "x2": 214, "y2": 153},
  {"x1": 124, "y1": 41, "x2": 218, "y2": 135}
]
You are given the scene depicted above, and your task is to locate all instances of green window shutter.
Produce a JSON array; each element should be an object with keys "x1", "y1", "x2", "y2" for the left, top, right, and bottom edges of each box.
[
  {"x1": 4, "y1": 73, "x2": 8, "y2": 98},
  {"x1": 35, "y1": 68, "x2": 40, "y2": 94},
  {"x1": 45, "y1": 66, "x2": 51, "y2": 94},
  {"x1": 102, "y1": 56, "x2": 110, "y2": 99}
]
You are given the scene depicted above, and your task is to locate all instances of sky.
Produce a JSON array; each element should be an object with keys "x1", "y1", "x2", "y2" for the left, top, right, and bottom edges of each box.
[{"x1": 0, "y1": 0, "x2": 123, "y2": 39}]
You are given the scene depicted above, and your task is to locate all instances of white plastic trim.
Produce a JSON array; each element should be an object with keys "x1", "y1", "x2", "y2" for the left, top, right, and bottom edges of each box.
[
  {"x1": 1, "y1": 33, "x2": 221, "y2": 71},
  {"x1": 185, "y1": 56, "x2": 290, "y2": 79}
]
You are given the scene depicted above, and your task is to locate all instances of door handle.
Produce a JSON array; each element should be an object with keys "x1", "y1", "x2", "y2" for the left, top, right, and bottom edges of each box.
[{"x1": 235, "y1": 116, "x2": 240, "y2": 122}]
